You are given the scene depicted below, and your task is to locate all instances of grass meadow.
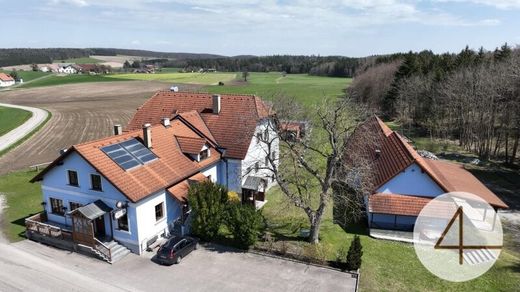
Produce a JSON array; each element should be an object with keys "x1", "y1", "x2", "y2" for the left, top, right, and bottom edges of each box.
[
  {"x1": 0, "y1": 106, "x2": 32, "y2": 136},
  {"x1": 107, "y1": 72, "x2": 237, "y2": 85},
  {"x1": 262, "y1": 186, "x2": 520, "y2": 292},
  {"x1": 204, "y1": 72, "x2": 351, "y2": 106}
]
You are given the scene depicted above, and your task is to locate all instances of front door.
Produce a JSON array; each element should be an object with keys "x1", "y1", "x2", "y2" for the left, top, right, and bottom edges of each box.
[{"x1": 93, "y1": 216, "x2": 105, "y2": 238}]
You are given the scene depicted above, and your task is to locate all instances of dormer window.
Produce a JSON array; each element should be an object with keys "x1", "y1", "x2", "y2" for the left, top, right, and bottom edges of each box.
[{"x1": 199, "y1": 148, "x2": 210, "y2": 161}]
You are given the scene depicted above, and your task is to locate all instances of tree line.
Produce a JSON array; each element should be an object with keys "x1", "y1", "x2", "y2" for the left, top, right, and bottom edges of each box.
[
  {"x1": 0, "y1": 48, "x2": 223, "y2": 67},
  {"x1": 349, "y1": 44, "x2": 519, "y2": 164},
  {"x1": 184, "y1": 55, "x2": 361, "y2": 77}
]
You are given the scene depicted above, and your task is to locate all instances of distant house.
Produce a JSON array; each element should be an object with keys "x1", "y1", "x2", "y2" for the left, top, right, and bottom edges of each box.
[
  {"x1": 279, "y1": 121, "x2": 309, "y2": 142},
  {"x1": 58, "y1": 64, "x2": 77, "y2": 74},
  {"x1": 0, "y1": 73, "x2": 15, "y2": 87},
  {"x1": 342, "y1": 116, "x2": 508, "y2": 232},
  {"x1": 39, "y1": 66, "x2": 50, "y2": 73}
]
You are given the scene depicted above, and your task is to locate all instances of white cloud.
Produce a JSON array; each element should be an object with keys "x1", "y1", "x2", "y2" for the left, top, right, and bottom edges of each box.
[
  {"x1": 433, "y1": 0, "x2": 520, "y2": 9},
  {"x1": 49, "y1": 0, "x2": 89, "y2": 7}
]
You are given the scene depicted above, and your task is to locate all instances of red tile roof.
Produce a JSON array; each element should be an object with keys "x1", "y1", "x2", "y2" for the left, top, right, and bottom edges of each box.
[
  {"x1": 126, "y1": 91, "x2": 271, "y2": 159},
  {"x1": 176, "y1": 136, "x2": 206, "y2": 155},
  {"x1": 32, "y1": 117, "x2": 221, "y2": 203},
  {"x1": 348, "y1": 116, "x2": 508, "y2": 209},
  {"x1": 369, "y1": 193, "x2": 432, "y2": 216},
  {"x1": 167, "y1": 173, "x2": 208, "y2": 202},
  {"x1": 0, "y1": 73, "x2": 14, "y2": 81},
  {"x1": 423, "y1": 159, "x2": 508, "y2": 209},
  {"x1": 369, "y1": 193, "x2": 455, "y2": 218}
]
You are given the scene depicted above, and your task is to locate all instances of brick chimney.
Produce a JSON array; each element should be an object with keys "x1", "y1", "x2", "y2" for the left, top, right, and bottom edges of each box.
[
  {"x1": 143, "y1": 123, "x2": 152, "y2": 148},
  {"x1": 212, "y1": 94, "x2": 221, "y2": 114},
  {"x1": 113, "y1": 124, "x2": 122, "y2": 135}
]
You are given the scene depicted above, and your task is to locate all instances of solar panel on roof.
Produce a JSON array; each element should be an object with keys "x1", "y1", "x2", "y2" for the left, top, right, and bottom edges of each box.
[{"x1": 101, "y1": 138, "x2": 157, "y2": 170}]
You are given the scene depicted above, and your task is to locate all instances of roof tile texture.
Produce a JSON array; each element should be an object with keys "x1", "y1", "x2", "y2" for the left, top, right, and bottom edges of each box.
[{"x1": 126, "y1": 91, "x2": 270, "y2": 159}]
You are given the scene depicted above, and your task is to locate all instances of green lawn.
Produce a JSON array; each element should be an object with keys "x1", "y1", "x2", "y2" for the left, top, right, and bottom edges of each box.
[
  {"x1": 262, "y1": 187, "x2": 520, "y2": 292},
  {"x1": 54, "y1": 57, "x2": 102, "y2": 64},
  {"x1": 0, "y1": 106, "x2": 32, "y2": 136},
  {"x1": 107, "y1": 72, "x2": 237, "y2": 85},
  {"x1": 0, "y1": 170, "x2": 42, "y2": 241},
  {"x1": 18, "y1": 74, "x2": 129, "y2": 89},
  {"x1": 204, "y1": 72, "x2": 351, "y2": 106},
  {"x1": 0, "y1": 70, "x2": 51, "y2": 82}
]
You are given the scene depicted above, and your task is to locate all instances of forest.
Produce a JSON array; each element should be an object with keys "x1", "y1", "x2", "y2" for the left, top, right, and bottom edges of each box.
[
  {"x1": 0, "y1": 48, "x2": 222, "y2": 67},
  {"x1": 349, "y1": 44, "x2": 519, "y2": 165},
  {"x1": 184, "y1": 55, "x2": 361, "y2": 77}
]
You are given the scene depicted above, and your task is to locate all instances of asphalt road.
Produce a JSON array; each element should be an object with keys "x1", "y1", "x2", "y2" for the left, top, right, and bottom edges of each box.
[
  {"x1": 11, "y1": 239, "x2": 358, "y2": 292},
  {"x1": 0, "y1": 103, "x2": 48, "y2": 152}
]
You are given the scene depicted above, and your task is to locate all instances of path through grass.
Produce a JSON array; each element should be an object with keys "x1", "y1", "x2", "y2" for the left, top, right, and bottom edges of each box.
[{"x1": 0, "y1": 106, "x2": 32, "y2": 136}]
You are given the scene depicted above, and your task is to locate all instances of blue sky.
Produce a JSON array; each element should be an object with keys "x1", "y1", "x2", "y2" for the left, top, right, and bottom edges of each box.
[{"x1": 1, "y1": 0, "x2": 519, "y2": 57}]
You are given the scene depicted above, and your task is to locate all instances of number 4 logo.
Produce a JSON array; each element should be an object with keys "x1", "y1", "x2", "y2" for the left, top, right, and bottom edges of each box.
[{"x1": 435, "y1": 206, "x2": 502, "y2": 265}]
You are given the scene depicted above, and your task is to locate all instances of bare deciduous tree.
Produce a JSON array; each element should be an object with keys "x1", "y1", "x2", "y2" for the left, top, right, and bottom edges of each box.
[{"x1": 253, "y1": 96, "x2": 370, "y2": 244}]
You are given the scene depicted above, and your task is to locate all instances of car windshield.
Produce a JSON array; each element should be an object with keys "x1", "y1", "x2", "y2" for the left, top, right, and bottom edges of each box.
[{"x1": 163, "y1": 237, "x2": 183, "y2": 249}]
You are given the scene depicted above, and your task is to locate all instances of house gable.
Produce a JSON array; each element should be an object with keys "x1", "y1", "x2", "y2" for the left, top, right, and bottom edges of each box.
[
  {"x1": 42, "y1": 151, "x2": 127, "y2": 202},
  {"x1": 376, "y1": 163, "x2": 444, "y2": 197}
]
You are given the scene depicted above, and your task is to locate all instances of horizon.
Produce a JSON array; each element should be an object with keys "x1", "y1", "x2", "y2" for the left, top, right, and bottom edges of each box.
[{"x1": 2, "y1": 0, "x2": 520, "y2": 57}]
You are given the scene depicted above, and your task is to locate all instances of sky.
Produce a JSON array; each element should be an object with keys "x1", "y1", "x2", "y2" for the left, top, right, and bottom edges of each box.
[{"x1": 1, "y1": 0, "x2": 520, "y2": 57}]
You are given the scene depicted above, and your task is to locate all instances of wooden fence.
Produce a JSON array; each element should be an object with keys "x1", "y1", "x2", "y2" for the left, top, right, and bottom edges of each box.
[{"x1": 25, "y1": 213, "x2": 72, "y2": 241}]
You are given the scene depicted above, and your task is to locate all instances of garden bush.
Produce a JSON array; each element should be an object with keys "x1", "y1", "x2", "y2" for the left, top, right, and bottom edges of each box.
[
  {"x1": 187, "y1": 181, "x2": 228, "y2": 241},
  {"x1": 346, "y1": 235, "x2": 363, "y2": 270},
  {"x1": 225, "y1": 203, "x2": 263, "y2": 249}
]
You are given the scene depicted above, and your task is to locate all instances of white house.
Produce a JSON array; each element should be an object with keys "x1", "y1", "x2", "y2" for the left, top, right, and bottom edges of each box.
[
  {"x1": 0, "y1": 73, "x2": 15, "y2": 87},
  {"x1": 344, "y1": 117, "x2": 508, "y2": 232},
  {"x1": 29, "y1": 92, "x2": 278, "y2": 262},
  {"x1": 58, "y1": 64, "x2": 77, "y2": 74},
  {"x1": 127, "y1": 92, "x2": 279, "y2": 206}
]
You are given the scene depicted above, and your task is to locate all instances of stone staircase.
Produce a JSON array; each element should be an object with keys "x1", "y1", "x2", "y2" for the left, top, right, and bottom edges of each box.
[
  {"x1": 463, "y1": 249, "x2": 498, "y2": 265},
  {"x1": 79, "y1": 240, "x2": 131, "y2": 264}
]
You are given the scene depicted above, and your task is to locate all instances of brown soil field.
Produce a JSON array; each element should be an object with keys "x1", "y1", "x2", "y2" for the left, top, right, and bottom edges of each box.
[{"x1": 0, "y1": 81, "x2": 200, "y2": 174}]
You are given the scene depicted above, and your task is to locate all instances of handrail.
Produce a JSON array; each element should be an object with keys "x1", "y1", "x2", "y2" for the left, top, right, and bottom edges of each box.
[
  {"x1": 29, "y1": 162, "x2": 52, "y2": 171},
  {"x1": 94, "y1": 238, "x2": 112, "y2": 262}
]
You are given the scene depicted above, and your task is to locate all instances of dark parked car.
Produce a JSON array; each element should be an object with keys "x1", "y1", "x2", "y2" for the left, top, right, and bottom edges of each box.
[{"x1": 156, "y1": 236, "x2": 199, "y2": 265}]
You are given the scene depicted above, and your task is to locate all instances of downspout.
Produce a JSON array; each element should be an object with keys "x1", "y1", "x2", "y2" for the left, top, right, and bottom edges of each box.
[{"x1": 225, "y1": 158, "x2": 229, "y2": 189}]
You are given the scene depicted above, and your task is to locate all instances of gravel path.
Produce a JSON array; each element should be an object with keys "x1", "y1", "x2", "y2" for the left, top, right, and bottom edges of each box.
[{"x1": 0, "y1": 103, "x2": 48, "y2": 153}]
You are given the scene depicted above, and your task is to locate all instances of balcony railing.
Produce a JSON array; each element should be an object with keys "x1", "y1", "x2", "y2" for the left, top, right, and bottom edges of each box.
[{"x1": 25, "y1": 212, "x2": 72, "y2": 241}]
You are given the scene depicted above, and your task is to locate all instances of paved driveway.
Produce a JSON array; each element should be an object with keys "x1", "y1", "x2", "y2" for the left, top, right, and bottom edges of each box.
[{"x1": 11, "y1": 240, "x2": 357, "y2": 292}]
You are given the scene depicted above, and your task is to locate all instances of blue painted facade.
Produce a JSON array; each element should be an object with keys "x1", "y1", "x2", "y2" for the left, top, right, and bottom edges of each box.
[
  {"x1": 39, "y1": 151, "x2": 218, "y2": 254},
  {"x1": 368, "y1": 163, "x2": 445, "y2": 230}
]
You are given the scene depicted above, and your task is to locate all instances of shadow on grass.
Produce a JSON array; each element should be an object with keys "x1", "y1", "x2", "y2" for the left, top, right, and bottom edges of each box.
[
  {"x1": 337, "y1": 221, "x2": 370, "y2": 236},
  {"x1": 468, "y1": 167, "x2": 520, "y2": 211},
  {"x1": 10, "y1": 213, "x2": 41, "y2": 240}
]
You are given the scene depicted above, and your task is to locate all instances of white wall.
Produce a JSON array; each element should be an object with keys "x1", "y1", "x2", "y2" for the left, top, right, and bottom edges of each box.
[
  {"x1": 134, "y1": 190, "x2": 169, "y2": 252},
  {"x1": 0, "y1": 80, "x2": 15, "y2": 87},
  {"x1": 376, "y1": 163, "x2": 444, "y2": 197},
  {"x1": 241, "y1": 119, "x2": 279, "y2": 192},
  {"x1": 201, "y1": 164, "x2": 218, "y2": 183}
]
